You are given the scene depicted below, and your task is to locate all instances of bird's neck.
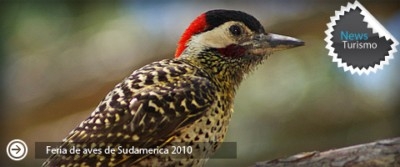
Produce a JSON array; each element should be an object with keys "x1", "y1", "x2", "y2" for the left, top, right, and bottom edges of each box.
[{"x1": 179, "y1": 48, "x2": 265, "y2": 93}]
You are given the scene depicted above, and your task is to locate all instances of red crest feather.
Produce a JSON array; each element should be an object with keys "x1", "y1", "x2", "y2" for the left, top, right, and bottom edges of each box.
[{"x1": 175, "y1": 13, "x2": 207, "y2": 58}]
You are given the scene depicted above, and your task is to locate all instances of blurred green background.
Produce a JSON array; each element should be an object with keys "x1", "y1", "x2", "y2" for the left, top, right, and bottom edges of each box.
[{"x1": 1, "y1": 0, "x2": 399, "y2": 167}]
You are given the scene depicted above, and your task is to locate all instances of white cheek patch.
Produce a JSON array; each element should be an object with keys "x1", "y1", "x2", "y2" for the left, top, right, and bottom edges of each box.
[{"x1": 191, "y1": 27, "x2": 235, "y2": 48}]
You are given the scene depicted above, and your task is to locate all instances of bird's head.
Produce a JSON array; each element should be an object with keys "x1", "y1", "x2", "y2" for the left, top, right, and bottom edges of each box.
[
  {"x1": 175, "y1": 9, "x2": 304, "y2": 87},
  {"x1": 175, "y1": 9, "x2": 304, "y2": 59}
]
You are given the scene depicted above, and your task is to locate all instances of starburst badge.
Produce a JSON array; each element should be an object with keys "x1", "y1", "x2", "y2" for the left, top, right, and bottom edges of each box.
[{"x1": 325, "y1": 0, "x2": 398, "y2": 75}]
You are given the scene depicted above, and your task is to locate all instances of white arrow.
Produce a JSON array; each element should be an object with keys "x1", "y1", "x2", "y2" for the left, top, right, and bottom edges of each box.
[{"x1": 11, "y1": 145, "x2": 21, "y2": 154}]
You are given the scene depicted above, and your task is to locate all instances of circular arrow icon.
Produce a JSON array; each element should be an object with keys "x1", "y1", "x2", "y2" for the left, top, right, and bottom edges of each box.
[{"x1": 6, "y1": 139, "x2": 28, "y2": 161}]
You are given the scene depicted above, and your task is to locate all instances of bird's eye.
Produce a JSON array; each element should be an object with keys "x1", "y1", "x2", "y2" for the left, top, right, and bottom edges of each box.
[{"x1": 229, "y1": 25, "x2": 242, "y2": 36}]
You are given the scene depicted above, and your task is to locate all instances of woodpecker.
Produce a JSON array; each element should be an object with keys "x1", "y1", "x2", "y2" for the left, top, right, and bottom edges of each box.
[{"x1": 43, "y1": 9, "x2": 304, "y2": 167}]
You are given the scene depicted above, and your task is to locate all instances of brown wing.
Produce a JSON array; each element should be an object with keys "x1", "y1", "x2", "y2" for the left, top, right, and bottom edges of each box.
[{"x1": 43, "y1": 60, "x2": 216, "y2": 166}]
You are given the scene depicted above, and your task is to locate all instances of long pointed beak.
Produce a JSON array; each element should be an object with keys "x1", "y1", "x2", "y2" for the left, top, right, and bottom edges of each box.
[
  {"x1": 266, "y1": 33, "x2": 304, "y2": 49},
  {"x1": 252, "y1": 33, "x2": 304, "y2": 52}
]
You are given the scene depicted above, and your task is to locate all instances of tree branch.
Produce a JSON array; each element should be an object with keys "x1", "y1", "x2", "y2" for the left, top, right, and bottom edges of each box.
[{"x1": 251, "y1": 137, "x2": 400, "y2": 167}]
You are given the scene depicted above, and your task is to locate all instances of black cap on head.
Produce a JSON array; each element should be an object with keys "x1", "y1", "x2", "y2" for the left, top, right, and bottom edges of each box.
[{"x1": 205, "y1": 9, "x2": 265, "y2": 33}]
